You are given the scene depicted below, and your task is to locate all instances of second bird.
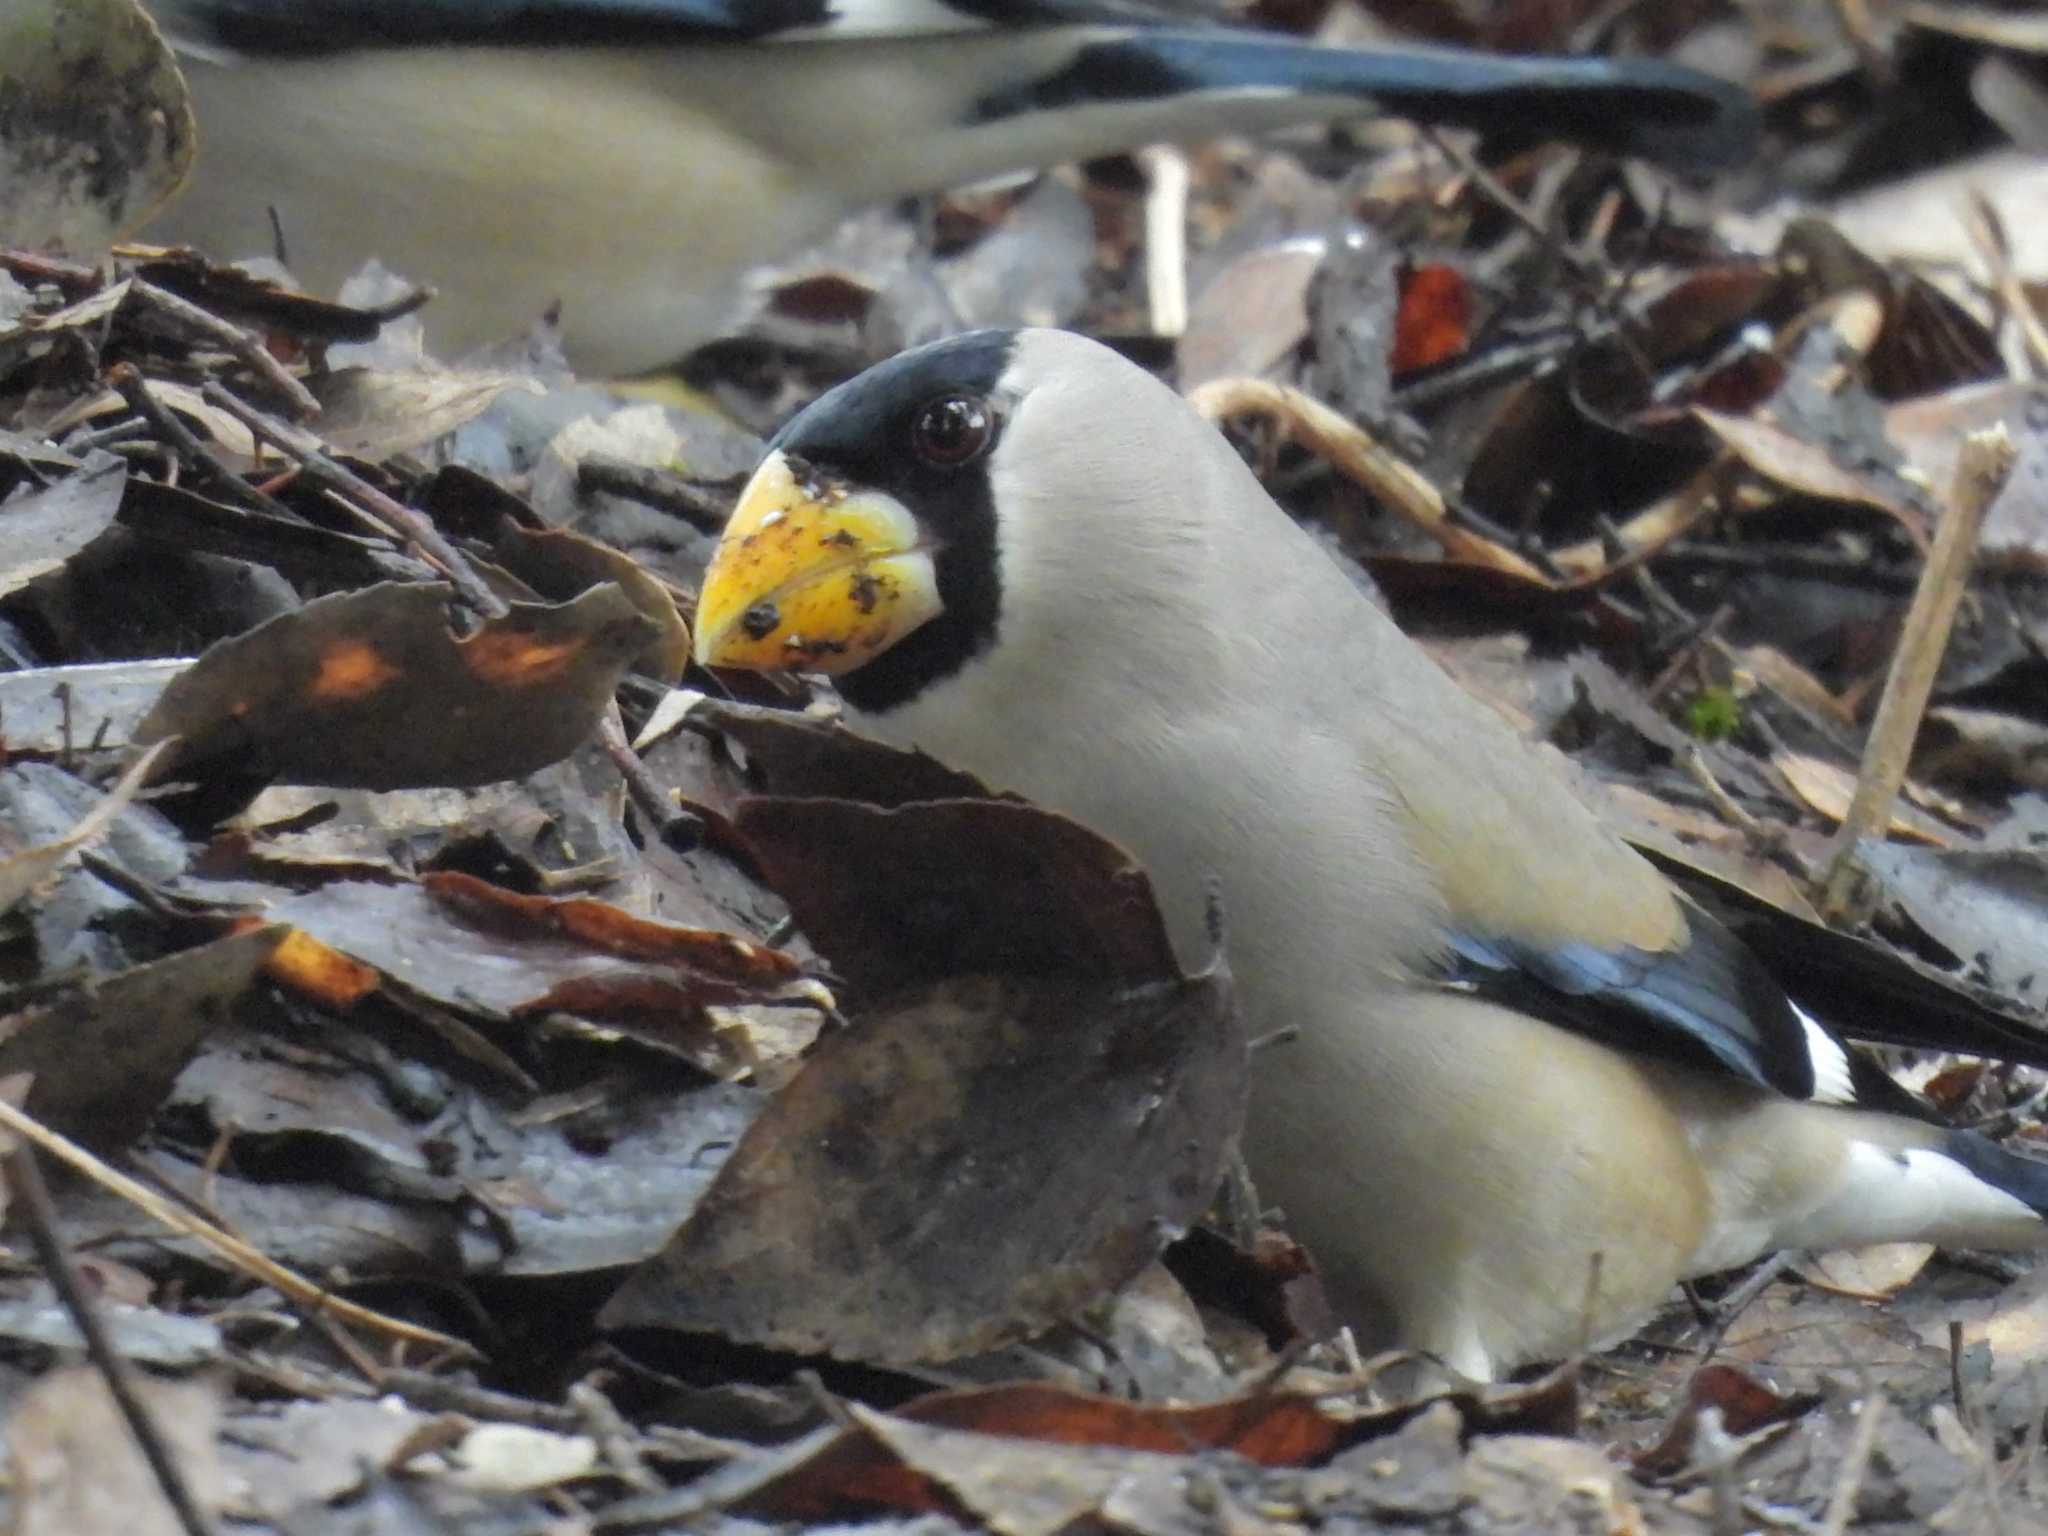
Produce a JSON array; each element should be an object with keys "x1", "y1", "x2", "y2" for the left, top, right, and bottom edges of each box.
[{"x1": 141, "y1": 0, "x2": 1755, "y2": 374}]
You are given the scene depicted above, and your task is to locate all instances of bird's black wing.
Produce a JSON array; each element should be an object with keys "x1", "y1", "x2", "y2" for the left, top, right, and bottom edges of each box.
[
  {"x1": 161, "y1": 0, "x2": 1756, "y2": 168},
  {"x1": 156, "y1": 0, "x2": 1229, "y2": 52},
  {"x1": 1444, "y1": 905, "x2": 1838, "y2": 1102}
]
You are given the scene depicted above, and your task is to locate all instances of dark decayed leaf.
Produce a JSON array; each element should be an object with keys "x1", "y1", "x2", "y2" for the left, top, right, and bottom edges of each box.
[
  {"x1": 599, "y1": 796, "x2": 1243, "y2": 1363},
  {"x1": 0, "y1": 923, "x2": 286, "y2": 1149},
  {"x1": 164, "y1": 1021, "x2": 765, "y2": 1277},
  {"x1": 599, "y1": 963, "x2": 1238, "y2": 1363},
  {"x1": 424, "y1": 467, "x2": 691, "y2": 681},
  {"x1": 733, "y1": 796, "x2": 1175, "y2": 993},
  {"x1": 691, "y1": 696, "x2": 996, "y2": 809},
  {"x1": 120, "y1": 245, "x2": 390, "y2": 344},
  {"x1": 136, "y1": 581, "x2": 659, "y2": 790},
  {"x1": 0, "y1": 453, "x2": 125, "y2": 597}
]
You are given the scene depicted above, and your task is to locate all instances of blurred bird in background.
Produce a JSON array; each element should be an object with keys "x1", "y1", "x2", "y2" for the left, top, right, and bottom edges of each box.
[{"x1": 139, "y1": 0, "x2": 1756, "y2": 374}]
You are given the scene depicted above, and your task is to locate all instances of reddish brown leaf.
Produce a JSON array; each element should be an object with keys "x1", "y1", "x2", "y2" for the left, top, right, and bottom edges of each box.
[
  {"x1": 1633, "y1": 1362, "x2": 1822, "y2": 1475},
  {"x1": 1391, "y1": 263, "x2": 1470, "y2": 373},
  {"x1": 422, "y1": 870, "x2": 802, "y2": 985}
]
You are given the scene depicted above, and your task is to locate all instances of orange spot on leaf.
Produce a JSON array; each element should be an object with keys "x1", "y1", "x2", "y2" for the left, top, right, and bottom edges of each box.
[
  {"x1": 311, "y1": 639, "x2": 400, "y2": 700},
  {"x1": 265, "y1": 928, "x2": 380, "y2": 1009},
  {"x1": 461, "y1": 630, "x2": 581, "y2": 687}
]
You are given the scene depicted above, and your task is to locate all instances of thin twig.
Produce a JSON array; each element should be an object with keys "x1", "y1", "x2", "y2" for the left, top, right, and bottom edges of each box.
[
  {"x1": 578, "y1": 455, "x2": 734, "y2": 535},
  {"x1": 1685, "y1": 746, "x2": 1780, "y2": 853},
  {"x1": 1188, "y1": 376, "x2": 1550, "y2": 581},
  {"x1": 199, "y1": 380, "x2": 507, "y2": 618},
  {"x1": 0, "y1": 1096, "x2": 474, "y2": 1359},
  {"x1": 128, "y1": 279, "x2": 321, "y2": 419},
  {"x1": 106, "y1": 364, "x2": 296, "y2": 519},
  {"x1": 6, "y1": 1142, "x2": 218, "y2": 1536},
  {"x1": 1828, "y1": 0, "x2": 1893, "y2": 89},
  {"x1": 600, "y1": 712, "x2": 704, "y2": 850},
  {"x1": 1421, "y1": 127, "x2": 1598, "y2": 283},
  {"x1": 569, "y1": 1377, "x2": 664, "y2": 1495},
  {"x1": 1138, "y1": 144, "x2": 1190, "y2": 338},
  {"x1": 1692, "y1": 1250, "x2": 1797, "y2": 1363},
  {"x1": 1963, "y1": 190, "x2": 2048, "y2": 380},
  {"x1": 1818, "y1": 428, "x2": 2015, "y2": 922},
  {"x1": 1949, "y1": 1318, "x2": 1976, "y2": 1434},
  {"x1": 1818, "y1": 1390, "x2": 1886, "y2": 1536}
]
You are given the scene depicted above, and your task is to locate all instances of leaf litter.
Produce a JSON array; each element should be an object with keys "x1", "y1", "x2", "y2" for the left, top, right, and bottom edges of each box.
[{"x1": 1, "y1": 0, "x2": 2047, "y2": 1530}]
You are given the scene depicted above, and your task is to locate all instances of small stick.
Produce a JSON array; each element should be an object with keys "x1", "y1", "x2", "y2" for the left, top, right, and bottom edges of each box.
[
  {"x1": 1818, "y1": 1390, "x2": 1886, "y2": 1536},
  {"x1": 0, "y1": 1097, "x2": 473, "y2": 1358},
  {"x1": 107, "y1": 364, "x2": 296, "y2": 520},
  {"x1": 1188, "y1": 376, "x2": 1551, "y2": 581},
  {"x1": 569, "y1": 1377, "x2": 663, "y2": 1495},
  {"x1": 1948, "y1": 1318, "x2": 1976, "y2": 1433},
  {"x1": 1692, "y1": 1249, "x2": 1797, "y2": 1363},
  {"x1": 1818, "y1": 428, "x2": 2014, "y2": 922},
  {"x1": 128, "y1": 279, "x2": 321, "y2": 419},
  {"x1": 578, "y1": 455, "x2": 733, "y2": 535},
  {"x1": 7, "y1": 1142, "x2": 218, "y2": 1536},
  {"x1": 1421, "y1": 128, "x2": 1597, "y2": 282},
  {"x1": 1963, "y1": 191, "x2": 2048, "y2": 380},
  {"x1": 600, "y1": 711, "x2": 703, "y2": 851},
  {"x1": 1138, "y1": 144, "x2": 1190, "y2": 339},
  {"x1": 1685, "y1": 745, "x2": 1779, "y2": 854},
  {"x1": 200, "y1": 381, "x2": 506, "y2": 619}
]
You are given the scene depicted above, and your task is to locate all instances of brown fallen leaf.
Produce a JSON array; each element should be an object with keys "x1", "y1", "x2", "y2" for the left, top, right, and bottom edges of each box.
[
  {"x1": 137, "y1": 581, "x2": 659, "y2": 791},
  {"x1": 1792, "y1": 1242, "x2": 1936, "y2": 1300},
  {"x1": 598, "y1": 958, "x2": 1240, "y2": 1363},
  {"x1": 732, "y1": 795, "x2": 1177, "y2": 993}
]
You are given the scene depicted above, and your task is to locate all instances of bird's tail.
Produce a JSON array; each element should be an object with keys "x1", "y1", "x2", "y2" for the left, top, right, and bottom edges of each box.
[
  {"x1": 1770, "y1": 1121, "x2": 2048, "y2": 1258},
  {"x1": 973, "y1": 31, "x2": 1759, "y2": 172},
  {"x1": 1940, "y1": 1129, "x2": 2048, "y2": 1231}
]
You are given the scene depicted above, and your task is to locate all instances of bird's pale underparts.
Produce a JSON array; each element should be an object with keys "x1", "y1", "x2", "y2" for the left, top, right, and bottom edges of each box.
[{"x1": 693, "y1": 450, "x2": 942, "y2": 675}]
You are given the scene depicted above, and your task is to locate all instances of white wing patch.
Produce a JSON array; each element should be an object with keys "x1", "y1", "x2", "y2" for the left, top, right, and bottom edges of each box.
[
  {"x1": 1795, "y1": 1002, "x2": 1856, "y2": 1105},
  {"x1": 781, "y1": 0, "x2": 994, "y2": 39}
]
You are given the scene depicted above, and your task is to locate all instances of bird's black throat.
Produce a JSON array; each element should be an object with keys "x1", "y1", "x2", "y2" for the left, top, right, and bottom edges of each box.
[{"x1": 769, "y1": 331, "x2": 1018, "y2": 715}]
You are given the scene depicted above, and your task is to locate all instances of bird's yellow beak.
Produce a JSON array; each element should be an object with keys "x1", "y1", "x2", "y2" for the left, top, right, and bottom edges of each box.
[{"x1": 692, "y1": 451, "x2": 942, "y2": 675}]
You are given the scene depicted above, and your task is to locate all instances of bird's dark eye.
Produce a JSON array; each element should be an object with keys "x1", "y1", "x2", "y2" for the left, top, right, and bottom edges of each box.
[{"x1": 910, "y1": 394, "x2": 994, "y2": 467}]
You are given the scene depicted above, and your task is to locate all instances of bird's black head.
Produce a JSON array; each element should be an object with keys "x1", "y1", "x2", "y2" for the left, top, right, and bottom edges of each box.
[{"x1": 764, "y1": 329, "x2": 1020, "y2": 712}]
